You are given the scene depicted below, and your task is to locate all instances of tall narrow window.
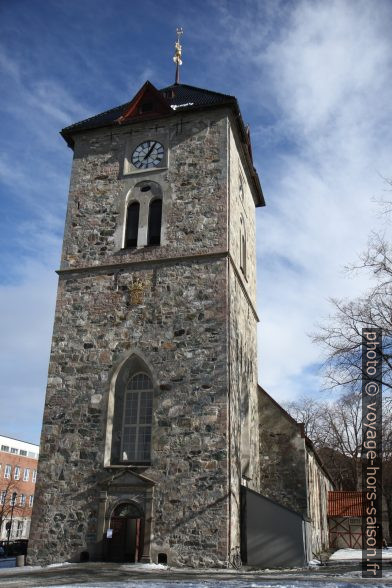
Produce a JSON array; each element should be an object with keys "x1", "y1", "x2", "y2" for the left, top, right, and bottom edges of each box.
[
  {"x1": 240, "y1": 217, "x2": 247, "y2": 277},
  {"x1": 239, "y1": 174, "x2": 244, "y2": 200},
  {"x1": 125, "y1": 202, "x2": 140, "y2": 248},
  {"x1": 147, "y1": 199, "x2": 162, "y2": 246},
  {"x1": 121, "y1": 373, "x2": 153, "y2": 463}
]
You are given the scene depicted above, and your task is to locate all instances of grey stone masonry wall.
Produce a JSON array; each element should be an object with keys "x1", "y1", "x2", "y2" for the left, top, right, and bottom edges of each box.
[
  {"x1": 305, "y1": 447, "x2": 333, "y2": 555},
  {"x1": 28, "y1": 106, "x2": 251, "y2": 567},
  {"x1": 28, "y1": 260, "x2": 230, "y2": 567},
  {"x1": 60, "y1": 109, "x2": 229, "y2": 271},
  {"x1": 258, "y1": 388, "x2": 334, "y2": 558},
  {"x1": 228, "y1": 121, "x2": 257, "y2": 308},
  {"x1": 226, "y1": 119, "x2": 260, "y2": 559},
  {"x1": 228, "y1": 116, "x2": 259, "y2": 485},
  {"x1": 258, "y1": 388, "x2": 308, "y2": 516}
]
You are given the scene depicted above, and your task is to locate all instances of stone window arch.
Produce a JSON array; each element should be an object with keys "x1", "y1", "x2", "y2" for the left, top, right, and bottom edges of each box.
[
  {"x1": 107, "y1": 354, "x2": 154, "y2": 466},
  {"x1": 123, "y1": 181, "x2": 164, "y2": 249},
  {"x1": 240, "y1": 216, "x2": 247, "y2": 277},
  {"x1": 147, "y1": 199, "x2": 162, "y2": 246},
  {"x1": 125, "y1": 201, "x2": 140, "y2": 248},
  {"x1": 111, "y1": 501, "x2": 143, "y2": 519}
]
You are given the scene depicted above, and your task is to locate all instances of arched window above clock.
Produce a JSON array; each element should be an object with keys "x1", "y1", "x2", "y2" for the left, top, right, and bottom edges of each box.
[
  {"x1": 125, "y1": 201, "x2": 140, "y2": 248},
  {"x1": 123, "y1": 182, "x2": 163, "y2": 249},
  {"x1": 147, "y1": 199, "x2": 162, "y2": 246}
]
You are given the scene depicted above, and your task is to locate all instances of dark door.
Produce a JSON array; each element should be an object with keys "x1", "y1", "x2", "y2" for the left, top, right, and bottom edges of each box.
[{"x1": 107, "y1": 516, "x2": 142, "y2": 562}]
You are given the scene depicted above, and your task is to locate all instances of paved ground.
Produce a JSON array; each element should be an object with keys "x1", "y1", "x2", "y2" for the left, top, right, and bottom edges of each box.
[{"x1": 0, "y1": 562, "x2": 392, "y2": 588}]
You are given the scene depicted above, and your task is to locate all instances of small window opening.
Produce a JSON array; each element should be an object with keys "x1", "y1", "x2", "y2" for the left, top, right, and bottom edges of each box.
[
  {"x1": 147, "y1": 199, "x2": 162, "y2": 246},
  {"x1": 240, "y1": 217, "x2": 247, "y2": 277},
  {"x1": 158, "y1": 553, "x2": 167, "y2": 564},
  {"x1": 239, "y1": 175, "x2": 244, "y2": 200},
  {"x1": 80, "y1": 551, "x2": 89, "y2": 562},
  {"x1": 125, "y1": 202, "x2": 140, "y2": 248},
  {"x1": 140, "y1": 102, "x2": 153, "y2": 113},
  {"x1": 141, "y1": 185, "x2": 151, "y2": 192}
]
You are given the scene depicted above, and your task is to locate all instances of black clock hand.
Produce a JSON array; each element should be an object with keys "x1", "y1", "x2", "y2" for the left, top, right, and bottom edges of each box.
[{"x1": 143, "y1": 142, "x2": 156, "y2": 161}]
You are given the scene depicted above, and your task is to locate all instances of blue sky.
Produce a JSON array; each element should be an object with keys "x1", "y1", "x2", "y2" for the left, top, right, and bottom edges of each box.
[{"x1": 1, "y1": 0, "x2": 392, "y2": 444}]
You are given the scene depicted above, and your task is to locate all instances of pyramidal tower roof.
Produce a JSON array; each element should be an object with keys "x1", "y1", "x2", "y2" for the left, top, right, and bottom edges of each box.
[
  {"x1": 61, "y1": 81, "x2": 264, "y2": 207},
  {"x1": 61, "y1": 82, "x2": 237, "y2": 137}
]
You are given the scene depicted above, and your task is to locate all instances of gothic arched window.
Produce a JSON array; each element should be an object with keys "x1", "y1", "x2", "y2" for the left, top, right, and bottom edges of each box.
[
  {"x1": 121, "y1": 373, "x2": 153, "y2": 463},
  {"x1": 107, "y1": 355, "x2": 154, "y2": 466},
  {"x1": 240, "y1": 216, "x2": 247, "y2": 277},
  {"x1": 147, "y1": 199, "x2": 162, "y2": 246},
  {"x1": 125, "y1": 202, "x2": 140, "y2": 248}
]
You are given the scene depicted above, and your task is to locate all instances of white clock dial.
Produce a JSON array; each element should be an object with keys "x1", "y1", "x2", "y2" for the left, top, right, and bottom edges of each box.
[{"x1": 131, "y1": 140, "x2": 164, "y2": 169}]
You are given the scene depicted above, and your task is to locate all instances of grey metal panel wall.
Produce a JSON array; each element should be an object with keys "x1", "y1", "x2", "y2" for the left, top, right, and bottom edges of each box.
[{"x1": 242, "y1": 487, "x2": 306, "y2": 568}]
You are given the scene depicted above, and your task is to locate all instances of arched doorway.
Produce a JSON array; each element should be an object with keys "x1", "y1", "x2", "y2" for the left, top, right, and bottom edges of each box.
[{"x1": 107, "y1": 502, "x2": 144, "y2": 563}]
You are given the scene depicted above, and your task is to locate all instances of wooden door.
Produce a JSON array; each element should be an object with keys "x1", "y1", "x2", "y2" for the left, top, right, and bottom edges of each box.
[
  {"x1": 108, "y1": 517, "x2": 142, "y2": 562},
  {"x1": 109, "y1": 517, "x2": 127, "y2": 562}
]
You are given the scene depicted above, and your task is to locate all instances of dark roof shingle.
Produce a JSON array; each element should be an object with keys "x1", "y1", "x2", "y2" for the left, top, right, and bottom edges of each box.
[{"x1": 61, "y1": 83, "x2": 236, "y2": 136}]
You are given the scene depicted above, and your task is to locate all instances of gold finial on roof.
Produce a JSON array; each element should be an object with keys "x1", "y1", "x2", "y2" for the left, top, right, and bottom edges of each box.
[{"x1": 173, "y1": 27, "x2": 183, "y2": 84}]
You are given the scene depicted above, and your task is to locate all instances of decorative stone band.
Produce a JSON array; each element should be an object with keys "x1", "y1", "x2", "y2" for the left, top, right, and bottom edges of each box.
[{"x1": 56, "y1": 250, "x2": 259, "y2": 322}]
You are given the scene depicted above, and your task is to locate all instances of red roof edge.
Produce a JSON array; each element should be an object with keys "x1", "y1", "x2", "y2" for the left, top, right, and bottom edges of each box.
[{"x1": 116, "y1": 81, "x2": 172, "y2": 124}]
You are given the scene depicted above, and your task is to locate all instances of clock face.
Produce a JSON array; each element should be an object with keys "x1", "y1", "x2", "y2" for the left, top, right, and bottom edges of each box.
[{"x1": 131, "y1": 140, "x2": 164, "y2": 169}]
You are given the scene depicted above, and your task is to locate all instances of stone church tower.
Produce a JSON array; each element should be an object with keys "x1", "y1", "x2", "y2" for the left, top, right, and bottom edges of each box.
[{"x1": 27, "y1": 77, "x2": 265, "y2": 567}]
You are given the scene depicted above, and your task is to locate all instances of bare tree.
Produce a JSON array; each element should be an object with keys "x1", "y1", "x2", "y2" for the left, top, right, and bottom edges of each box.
[
  {"x1": 319, "y1": 392, "x2": 363, "y2": 490},
  {"x1": 285, "y1": 392, "x2": 363, "y2": 489},
  {"x1": 311, "y1": 190, "x2": 392, "y2": 535},
  {"x1": 285, "y1": 392, "x2": 392, "y2": 533},
  {"x1": 284, "y1": 396, "x2": 326, "y2": 447},
  {"x1": 313, "y1": 230, "x2": 392, "y2": 396},
  {"x1": 0, "y1": 479, "x2": 27, "y2": 542}
]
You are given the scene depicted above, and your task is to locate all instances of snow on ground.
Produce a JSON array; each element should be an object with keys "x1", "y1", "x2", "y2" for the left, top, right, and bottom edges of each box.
[
  {"x1": 40, "y1": 581, "x2": 392, "y2": 588},
  {"x1": 330, "y1": 548, "x2": 392, "y2": 561},
  {"x1": 39, "y1": 583, "x2": 391, "y2": 588},
  {"x1": 2, "y1": 561, "x2": 392, "y2": 587},
  {"x1": 342, "y1": 569, "x2": 392, "y2": 578},
  {"x1": 118, "y1": 563, "x2": 168, "y2": 570}
]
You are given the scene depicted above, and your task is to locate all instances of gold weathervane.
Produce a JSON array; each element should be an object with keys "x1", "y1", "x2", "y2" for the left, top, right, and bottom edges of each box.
[{"x1": 173, "y1": 27, "x2": 183, "y2": 84}]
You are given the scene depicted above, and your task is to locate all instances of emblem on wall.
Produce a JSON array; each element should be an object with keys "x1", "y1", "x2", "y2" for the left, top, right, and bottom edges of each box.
[{"x1": 130, "y1": 278, "x2": 145, "y2": 305}]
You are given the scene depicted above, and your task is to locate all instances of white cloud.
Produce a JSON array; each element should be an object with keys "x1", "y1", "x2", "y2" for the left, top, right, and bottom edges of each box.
[
  {"x1": 0, "y1": 259, "x2": 58, "y2": 442},
  {"x1": 1, "y1": 0, "x2": 392, "y2": 439},
  {"x1": 253, "y1": 0, "x2": 392, "y2": 402},
  {"x1": 254, "y1": 1, "x2": 392, "y2": 400}
]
